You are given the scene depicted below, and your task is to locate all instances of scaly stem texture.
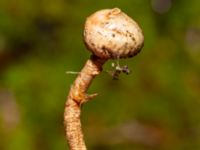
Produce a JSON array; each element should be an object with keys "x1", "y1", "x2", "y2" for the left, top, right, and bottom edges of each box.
[{"x1": 64, "y1": 55, "x2": 107, "y2": 150}]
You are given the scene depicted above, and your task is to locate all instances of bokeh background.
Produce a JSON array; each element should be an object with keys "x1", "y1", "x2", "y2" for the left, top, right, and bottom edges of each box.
[{"x1": 0, "y1": 0, "x2": 200, "y2": 150}]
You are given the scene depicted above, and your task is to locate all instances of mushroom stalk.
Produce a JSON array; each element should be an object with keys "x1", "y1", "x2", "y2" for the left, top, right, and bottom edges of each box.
[{"x1": 64, "y1": 55, "x2": 107, "y2": 150}]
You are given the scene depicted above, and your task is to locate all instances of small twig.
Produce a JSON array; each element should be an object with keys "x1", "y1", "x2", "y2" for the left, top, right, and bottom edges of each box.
[{"x1": 65, "y1": 71, "x2": 80, "y2": 75}]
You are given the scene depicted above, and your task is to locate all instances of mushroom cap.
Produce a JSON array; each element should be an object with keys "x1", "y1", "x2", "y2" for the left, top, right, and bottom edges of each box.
[{"x1": 84, "y1": 8, "x2": 144, "y2": 59}]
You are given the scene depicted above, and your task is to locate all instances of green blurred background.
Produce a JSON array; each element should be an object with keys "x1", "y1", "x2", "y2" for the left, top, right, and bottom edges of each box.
[{"x1": 0, "y1": 0, "x2": 200, "y2": 150}]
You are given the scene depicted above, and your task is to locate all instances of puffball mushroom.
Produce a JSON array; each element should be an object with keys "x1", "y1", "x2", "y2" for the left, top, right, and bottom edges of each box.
[
  {"x1": 64, "y1": 8, "x2": 144, "y2": 150},
  {"x1": 84, "y1": 8, "x2": 144, "y2": 59}
]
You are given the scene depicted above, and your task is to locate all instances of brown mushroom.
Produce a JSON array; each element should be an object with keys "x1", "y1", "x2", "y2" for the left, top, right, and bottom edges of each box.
[{"x1": 64, "y1": 8, "x2": 144, "y2": 150}]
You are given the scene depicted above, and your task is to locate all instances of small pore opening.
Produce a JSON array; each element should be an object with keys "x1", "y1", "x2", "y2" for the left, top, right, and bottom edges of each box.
[{"x1": 111, "y1": 8, "x2": 121, "y2": 15}]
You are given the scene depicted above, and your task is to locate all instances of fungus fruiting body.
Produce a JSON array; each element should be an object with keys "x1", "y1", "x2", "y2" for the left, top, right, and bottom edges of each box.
[
  {"x1": 84, "y1": 8, "x2": 144, "y2": 59},
  {"x1": 64, "y1": 8, "x2": 144, "y2": 150}
]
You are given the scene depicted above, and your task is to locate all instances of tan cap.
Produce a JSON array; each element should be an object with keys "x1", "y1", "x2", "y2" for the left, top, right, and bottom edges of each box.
[{"x1": 84, "y1": 8, "x2": 144, "y2": 59}]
